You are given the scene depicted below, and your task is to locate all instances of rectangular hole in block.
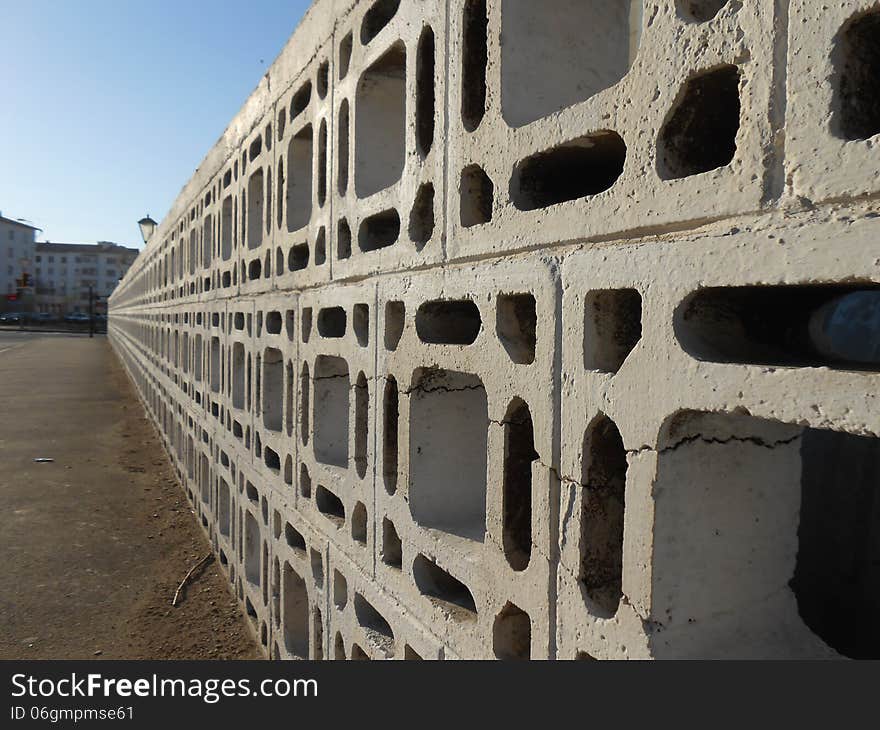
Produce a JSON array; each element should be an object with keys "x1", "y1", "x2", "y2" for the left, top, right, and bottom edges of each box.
[
  {"x1": 221, "y1": 196, "x2": 233, "y2": 260},
  {"x1": 413, "y1": 554, "x2": 477, "y2": 619},
  {"x1": 264, "y1": 446, "x2": 280, "y2": 472},
  {"x1": 352, "y1": 502, "x2": 368, "y2": 545},
  {"x1": 460, "y1": 165, "x2": 493, "y2": 227},
  {"x1": 317, "y1": 484, "x2": 345, "y2": 528},
  {"x1": 218, "y1": 478, "x2": 231, "y2": 536},
  {"x1": 245, "y1": 597, "x2": 257, "y2": 626},
  {"x1": 247, "y1": 169, "x2": 264, "y2": 250},
  {"x1": 416, "y1": 26, "x2": 435, "y2": 157},
  {"x1": 352, "y1": 303, "x2": 369, "y2": 347},
  {"x1": 658, "y1": 65, "x2": 740, "y2": 180},
  {"x1": 382, "y1": 376, "x2": 399, "y2": 495},
  {"x1": 362, "y1": 0, "x2": 400, "y2": 44},
  {"x1": 286, "y1": 126, "x2": 313, "y2": 232},
  {"x1": 409, "y1": 183, "x2": 434, "y2": 250},
  {"x1": 313, "y1": 607, "x2": 324, "y2": 660},
  {"x1": 244, "y1": 512, "x2": 260, "y2": 587},
  {"x1": 675, "y1": 286, "x2": 880, "y2": 370},
  {"x1": 834, "y1": 11, "x2": 880, "y2": 140},
  {"x1": 232, "y1": 342, "x2": 246, "y2": 409},
  {"x1": 354, "y1": 593, "x2": 394, "y2": 657},
  {"x1": 503, "y1": 399, "x2": 537, "y2": 572},
  {"x1": 501, "y1": 0, "x2": 641, "y2": 128},
  {"x1": 338, "y1": 99, "x2": 350, "y2": 196},
  {"x1": 356, "y1": 43, "x2": 406, "y2": 198},
  {"x1": 584, "y1": 288, "x2": 643, "y2": 373},
  {"x1": 339, "y1": 32, "x2": 353, "y2": 79},
  {"x1": 300, "y1": 362, "x2": 311, "y2": 446},
  {"x1": 382, "y1": 517, "x2": 402, "y2": 569},
  {"x1": 266, "y1": 311, "x2": 282, "y2": 335},
  {"x1": 317, "y1": 119, "x2": 328, "y2": 208},
  {"x1": 285, "y1": 360, "x2": 294, "y2": 436},
  {"x1": 291, "y1": 81, "x2": 311, "y2": 120},
  {"x1": 497, "y1": 293, "x2": 537, "y2": 364},
  {"x1": 262, "y1": 542, "x2": 269, "y2": 605},
  {"x1": 310, "y1": 548, "x2": 324, "y2": 589},
  {"x1": 354, "y1": 372, "x2": 369, "y2": 479},
  {"x1": 493, "y1": 602, "x2": 531, "y2": 660},
  {"x1": 288, "y1": 243, "x2": 309, "y2": 271},
  {"x1": 580, "y1": 414, "x2": 626, "y2": 618},
  {"x1": 251, "y1": 136, "x2": 266, "y2": 162},
  {"x1": 652, "y1": 411, "x2": 880, "y2": 658},
  {"x1": 409, "y1": 369, "x2": 488, "y2": 541},
  {"x1": 317, "y1": 60, "x2": 329, "y2": 99},
  {"x1": 416, "y1": 300, "x2": 482, "y2": 345},
  {"x1": 794, "y1": 428, "x2": 880, "y2": 659},
  {"x1": 302, "y1": 308, "x2": 313, "y2": 343},
  {"x1": 511, "y1": 132, "x2": 626, "y2": 211},
  {"x1": 317, "y1": 307, "x2": 347, "y2": 338},
  {"x1": 337, "y1": 218, "x2": 352, "y2": 260},
  {"x1": 262, "y1": 347, "x2": 283, "y2": 432},
  {"x1": 358, "y1": 208, "x2": 400, "y2": 252},
  {"x1": 332, "y1": 570, "x2": 348, "y2": 611},
  {"x1": 384, "y1": 301, "x2": 405, "y2": 351},
  {"x1": 461, "y1": 0, "x2": 488, "y2": 132},
  {"x1": 285, "y1": 522, "x2": 307, "y2": 556},
  {"x1": 246, "y1": 480, "x2": 259, "y2": 506},
  {"x1": 283, "y1": 563, "x2": 309, "y2": 659}
]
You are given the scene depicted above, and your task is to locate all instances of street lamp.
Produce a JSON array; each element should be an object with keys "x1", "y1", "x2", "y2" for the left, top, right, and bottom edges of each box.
[{"x1": 138, "y1": 215, "x2": 158, "y2": 245}]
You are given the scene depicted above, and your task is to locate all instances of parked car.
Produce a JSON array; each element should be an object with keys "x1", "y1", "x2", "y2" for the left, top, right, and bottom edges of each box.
[
  {"x1": 1, "y1": 312, "x2": 21, "y2": 324},
  {"x1": 64, "y1": 312, "x2": 90, "y2": 323}
]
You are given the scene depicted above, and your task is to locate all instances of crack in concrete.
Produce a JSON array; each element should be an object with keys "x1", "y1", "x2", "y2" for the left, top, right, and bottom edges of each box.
[
  {"x1": 401, "y1": 382, "x2": 485, "y2": 396},
  {"x1": 627, "y1": 432, "x2": 802, "y2": 457}
]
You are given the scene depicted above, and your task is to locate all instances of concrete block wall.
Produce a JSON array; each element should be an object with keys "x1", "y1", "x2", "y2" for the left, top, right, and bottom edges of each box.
[{"x1": 109, "y1": 0, "x2": 880, "y2": 659}]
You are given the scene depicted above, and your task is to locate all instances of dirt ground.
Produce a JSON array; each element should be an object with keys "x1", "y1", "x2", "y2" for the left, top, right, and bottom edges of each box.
[{"x1": 0, "y1": 331, "x2": 260, "y2": 660}]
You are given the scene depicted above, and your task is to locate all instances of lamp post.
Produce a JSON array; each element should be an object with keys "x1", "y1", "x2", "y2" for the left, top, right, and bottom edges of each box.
[{"x1": 138, "y1": 215, "x2": 158, "y2": 245}]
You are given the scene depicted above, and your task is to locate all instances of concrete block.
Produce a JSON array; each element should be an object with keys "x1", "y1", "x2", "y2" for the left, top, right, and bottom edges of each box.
[
  {"x1": 109, "y1": 0, "x2": 880, "y2": 660},
  {"x1": 787, "y1": 1, "x2": 880, "y2": 203}
]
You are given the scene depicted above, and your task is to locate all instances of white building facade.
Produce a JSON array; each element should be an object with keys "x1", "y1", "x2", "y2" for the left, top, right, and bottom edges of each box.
[
  {"x1": 0, "y1": 214, "x2": 39, "y2": 305},
  {"x1": 35, "y1": 241, "x2": 138, "y2": 315}
]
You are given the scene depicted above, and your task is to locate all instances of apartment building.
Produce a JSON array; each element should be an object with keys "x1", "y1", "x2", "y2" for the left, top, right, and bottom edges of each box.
[
  {"x1": 0, "y1": 214, "x2": 39, "y2": 302},
  {"x1": 35, "y1": 241, "x2": 138, "y2": 315}
]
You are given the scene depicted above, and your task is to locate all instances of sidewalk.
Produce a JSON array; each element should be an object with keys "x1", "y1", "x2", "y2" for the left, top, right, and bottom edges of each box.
[{"x1": 0, "y1": 333, "x2": 259, "y2": 659}]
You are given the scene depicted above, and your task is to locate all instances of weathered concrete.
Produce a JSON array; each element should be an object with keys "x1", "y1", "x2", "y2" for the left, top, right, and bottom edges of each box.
[{"x1": 109, "y1": 0, "x2": 880, "y2": 659}]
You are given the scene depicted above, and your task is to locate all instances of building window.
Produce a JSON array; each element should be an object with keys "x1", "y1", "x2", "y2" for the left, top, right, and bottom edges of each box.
[
  {"x1": 48, "y1": 256, "x2": 54, "y2": 263},
  {"x1": 35, "y1": 255, "x2": 41, "y2": 263},
  {"x1": 61, "y1": 257, "x2": 66, "y2": 263},
  {"x1": 8, "y1": 231, "x2": 14, "y2": 241}
]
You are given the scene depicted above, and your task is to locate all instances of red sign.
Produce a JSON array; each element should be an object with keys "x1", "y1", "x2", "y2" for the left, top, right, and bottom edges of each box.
[{"x1": 6, "y1": 294, "x2": 17, "y2": 302}]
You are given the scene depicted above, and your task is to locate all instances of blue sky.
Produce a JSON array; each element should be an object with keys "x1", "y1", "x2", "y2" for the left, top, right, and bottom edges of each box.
[{"x1": 0, "y1": 0, "x2": 312, "y2": 249}]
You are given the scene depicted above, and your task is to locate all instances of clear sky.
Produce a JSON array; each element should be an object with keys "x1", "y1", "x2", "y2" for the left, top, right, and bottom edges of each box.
[{"x1": 0, "y1": 0, "x2": 312, "y2": 249}]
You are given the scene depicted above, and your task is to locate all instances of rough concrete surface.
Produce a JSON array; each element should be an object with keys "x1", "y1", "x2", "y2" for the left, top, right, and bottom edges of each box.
[
  {"x1": 109, "y1": 0, "x2": 880, "y2": 659},
  {"x1": 0, "y1": 332, "x2": 259, "y2": 660}
]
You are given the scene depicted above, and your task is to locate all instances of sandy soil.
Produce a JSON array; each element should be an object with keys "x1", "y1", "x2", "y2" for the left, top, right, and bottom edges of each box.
[{"x1": 0, "y1": 332, "x2": 260, "y2": 660}]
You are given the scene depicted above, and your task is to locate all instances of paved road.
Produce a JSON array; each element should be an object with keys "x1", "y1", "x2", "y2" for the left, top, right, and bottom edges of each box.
[{"x1": 0, "y1": 333, "x2": 258, "y2": 659}]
